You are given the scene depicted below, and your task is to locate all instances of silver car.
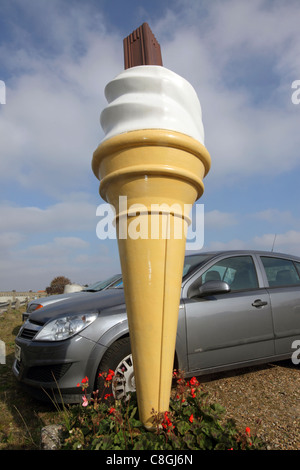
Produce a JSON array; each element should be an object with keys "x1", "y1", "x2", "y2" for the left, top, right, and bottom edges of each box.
[
  {"x1": 13, "y1": 250, "x2": 300, "y2": 403},
  {"x1": 24, "y1": 274, "x2": 122, "y2": 320}
]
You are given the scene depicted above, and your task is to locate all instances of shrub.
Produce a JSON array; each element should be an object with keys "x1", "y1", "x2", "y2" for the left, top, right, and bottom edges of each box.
[
  {"x1": 46, "y1": 276, "x2": 71, "y2": 295},
  {"x1": 60, "y1": 370, "x2": 266, "y2": 450}
]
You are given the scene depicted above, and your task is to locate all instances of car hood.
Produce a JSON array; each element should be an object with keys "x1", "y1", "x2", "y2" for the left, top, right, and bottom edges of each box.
[
  {"x1": 29, "y1": 288, "x2": 108, "y2": 307},
  {"x1": 29, "y1": 292, "x2": 80, "y2": 307},
  {"x1": 29, "y1": 288, "x2": 126, "y2": 324}
]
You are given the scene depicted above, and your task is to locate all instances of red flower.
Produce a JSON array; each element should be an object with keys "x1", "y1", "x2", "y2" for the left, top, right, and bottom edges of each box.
[
  {"x1": 190, "y1": 377, "x2": 198, "y2": 386},
  {"x1": 109, "y1": 407, "x2": 116, "y2": 414},
  {"x1": 77, "y1": 376, "x2": 89, "y2": 388},
  {"x1": 106, "y1": 369, "x2": 115, "y2": 381},
  {"x1": 189, "y1": 414, "x2": 194, "y2": 423},
  {"x1": 245, "y1": 427, "x2": 252, "y2": 445},
  {"x1": 104, "y1": 393, "x2": 113, "y2": 400},
  {"x1": 162, "y1": 411, "x2": 174, "y2": 432}
]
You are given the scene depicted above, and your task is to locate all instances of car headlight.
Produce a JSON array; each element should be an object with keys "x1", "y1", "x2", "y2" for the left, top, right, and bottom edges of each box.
[{"x1": 34, "y1": 313, "x2": 98, "y2": 341}]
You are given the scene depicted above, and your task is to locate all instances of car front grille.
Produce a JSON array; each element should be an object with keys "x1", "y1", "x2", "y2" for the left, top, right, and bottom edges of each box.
[
  {"x1": 19, "y1": 328, "x2": 38, "y2": 340},
  {"x1": 26, "y1": 363, "x2": 72, "y2": 382},
  {"x1": 18, "y1": 321, "x2": 42, "y2": 340}
]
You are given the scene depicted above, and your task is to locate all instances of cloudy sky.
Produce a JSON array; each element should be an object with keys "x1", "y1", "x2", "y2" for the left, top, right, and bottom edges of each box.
[{"x1": 1, "y1": 0, "x2": 300, "y2": 291}]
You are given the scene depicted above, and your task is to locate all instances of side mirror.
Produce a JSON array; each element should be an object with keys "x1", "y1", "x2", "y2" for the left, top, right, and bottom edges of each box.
[{"x1": 199, "y1": 280, "x2": 231, "y2": 296}]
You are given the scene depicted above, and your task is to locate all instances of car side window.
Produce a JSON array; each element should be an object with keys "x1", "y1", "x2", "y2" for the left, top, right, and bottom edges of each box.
[
  {"x1": 260, "y1": 256, "x2": 300, "y2": 287},
  {"x1": 188, "y1": 255, "x2": 259, "y2": 297},
  {"x1": 203, "y1": 256, "x2": 259, "y2": 291}
]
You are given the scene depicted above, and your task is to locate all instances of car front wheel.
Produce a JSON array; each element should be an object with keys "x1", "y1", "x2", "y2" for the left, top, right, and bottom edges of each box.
[{"x1": 96, "y1": 337, "x2": 135, "y2": 400}]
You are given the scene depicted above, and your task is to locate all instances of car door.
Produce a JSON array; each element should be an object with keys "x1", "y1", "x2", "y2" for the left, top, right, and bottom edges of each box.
[
  {"x1": 183, "y1": 254, "x2": 275, "y2": 373},
  {"x1": 259, "y1": 255, "x2": 300, "y2": 355}
]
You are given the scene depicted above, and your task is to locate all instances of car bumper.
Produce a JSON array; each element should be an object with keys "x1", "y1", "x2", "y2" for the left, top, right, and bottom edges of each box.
[{"x1": 13, "y1": 335, "x2": 108, "y2": 403}]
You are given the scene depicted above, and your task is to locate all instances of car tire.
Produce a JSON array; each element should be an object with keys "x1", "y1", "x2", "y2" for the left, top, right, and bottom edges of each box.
[{"x1": 96, "y1": 337, "x2": 135, "y2": 401}]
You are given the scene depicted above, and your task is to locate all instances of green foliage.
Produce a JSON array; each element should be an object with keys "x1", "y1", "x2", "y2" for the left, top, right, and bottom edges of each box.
[{"x1": 60, "y1": 371, "x2": 266, "y2": 451}]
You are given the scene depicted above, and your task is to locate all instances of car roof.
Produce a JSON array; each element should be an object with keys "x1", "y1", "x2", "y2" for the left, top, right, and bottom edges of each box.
[{"x1": 184, "y1": 250, "x2": 300, "y2": 261}]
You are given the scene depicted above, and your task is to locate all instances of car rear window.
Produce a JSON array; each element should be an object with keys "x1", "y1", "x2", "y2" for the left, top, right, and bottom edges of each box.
[{"x1": 261, "y1": 256, "x2": 300, "y2": 287}]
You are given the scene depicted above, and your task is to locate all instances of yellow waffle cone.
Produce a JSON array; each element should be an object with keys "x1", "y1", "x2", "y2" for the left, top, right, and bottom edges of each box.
[{"x1": 92, "y1": 129, "x2": 210, "y2": 428}]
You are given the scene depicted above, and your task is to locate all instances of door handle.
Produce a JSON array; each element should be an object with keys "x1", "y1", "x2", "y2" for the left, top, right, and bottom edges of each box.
[{"x1": 252, "y1": 299, "x2": 268, "y2": 308}]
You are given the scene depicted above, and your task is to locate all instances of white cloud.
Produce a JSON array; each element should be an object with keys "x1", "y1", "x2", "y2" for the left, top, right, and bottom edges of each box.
[
  {"x1": 0, "y1": 3, "x2": 123, "y2": 198},
  {"x1": 0, "y1": 73, "x2": 103, "y2": 197},
  {"x1": 0, "y1": 197, "x2": 120, "y2": 291},
  {"x1": 0, "y1": 233, "x2": 120, "y2": 292},
  {"x1": 1, "y1": 0, "x2": 300, "y2": 290},
  {"x1": 253, "y1": 230, "x2": 300, "y2": 256},
  {"x1": 205, "y1": 210, "x2": 237, "y2": 229},
  {"x1": 1, "y1": 0, "x2": 299, "y2": 198},
  {"x1": 205, "y1": 230, "x2": 300, "y2": 258},
  {"x1": 204, "y1": 238, "x2": 248, "y2": 252},
  {"x1": 0, "y1": 232, "x2": 24, "y2": 252},
  {"x1": 252, "y1": 209, "x2": 297, "y2": 225},
  {"x1": 24, "y1": 236, "x2": 89, "y2": 257},
  {"x1": 156, "y1": 0, "x2": 300, "y2": 186},
  {"x1": 0, "y1": 199, "x2": 97, "y2": 234}
]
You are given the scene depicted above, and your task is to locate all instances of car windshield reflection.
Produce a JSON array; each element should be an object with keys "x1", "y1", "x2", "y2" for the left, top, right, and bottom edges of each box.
[
  {"x1": 182, "y1": 253, "x2": 216, "y2": 278},
  {"x1": 109, "y1": 279, "x2": 124, "y2": 289},
  {"x1": 83, "y1": 274, "x2": 122, "y2": 292}
]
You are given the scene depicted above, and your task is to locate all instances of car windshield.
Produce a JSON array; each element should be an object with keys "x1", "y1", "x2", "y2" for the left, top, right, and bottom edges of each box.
[
  {"x1": 83, "y1": 275, "x2": 121, "y2": 292},
  {"x1": 109, "y1": 279, "x2": 124, "y2": 289}
]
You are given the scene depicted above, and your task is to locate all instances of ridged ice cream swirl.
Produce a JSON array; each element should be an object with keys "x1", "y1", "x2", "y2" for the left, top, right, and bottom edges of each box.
[{"x1": 100, "y1": 66, "x2": 205, "y2": 145}]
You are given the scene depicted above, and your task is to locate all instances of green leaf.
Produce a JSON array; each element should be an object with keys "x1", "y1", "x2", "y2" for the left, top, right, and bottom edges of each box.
[
  {"x1": 183, "y1": 433, "x2": 197, "y2": 450},
  {"x1": 129, "y1": 406, "x2": 138, "y2": 419},
  {"x1": 177, "y1": 420, "x2": 190, "y2": 435},
  {"x1": 130, "y1": 418, "x2": 143, "y2": 428}
]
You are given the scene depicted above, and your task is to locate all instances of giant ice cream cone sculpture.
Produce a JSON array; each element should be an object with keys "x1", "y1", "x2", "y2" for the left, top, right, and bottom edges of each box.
[{"x1": 92, "y1": 65, "x2": 210, "y2": 429}]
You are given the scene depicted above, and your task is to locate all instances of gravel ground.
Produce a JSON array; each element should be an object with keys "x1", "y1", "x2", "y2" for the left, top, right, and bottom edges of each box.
[{"x1": 200, "y1": 360, "x2": 300, "y2": 450}]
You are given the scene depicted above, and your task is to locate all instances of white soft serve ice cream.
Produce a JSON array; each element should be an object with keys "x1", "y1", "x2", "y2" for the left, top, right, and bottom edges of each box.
[{"x1": 100, "y1": 66, "x2": 205, "y2": 145}]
